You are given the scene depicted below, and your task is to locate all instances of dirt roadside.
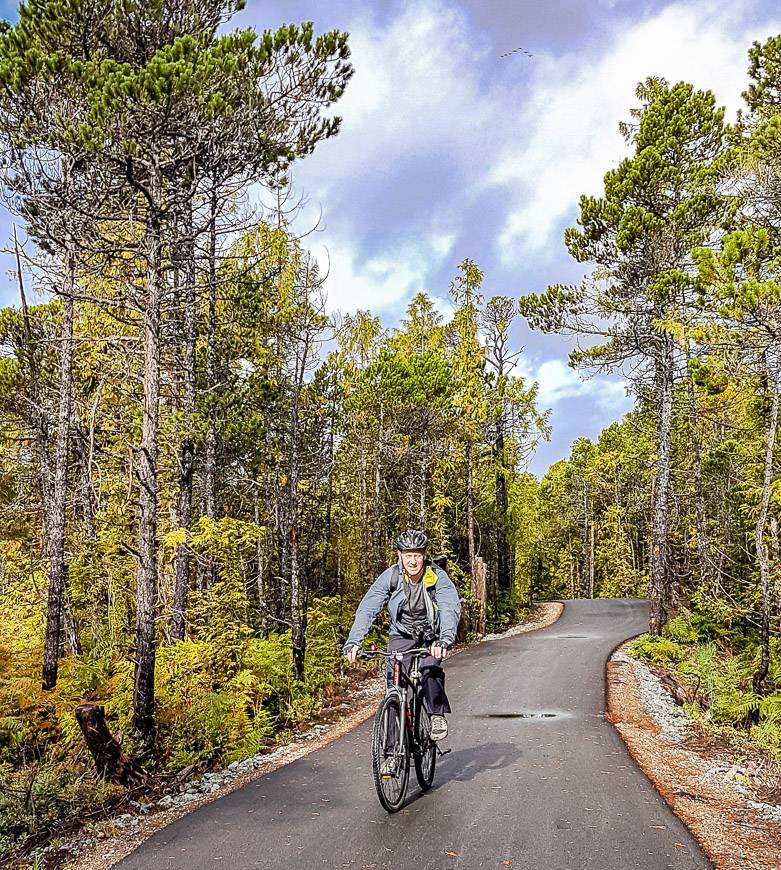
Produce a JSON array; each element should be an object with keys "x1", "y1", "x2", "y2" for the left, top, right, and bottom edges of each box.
[
  {"x1": 607, "y1": 642, "x2": 781, "y2": 870},
  {"x1": 31, "y1": 601, "x2": 563, "y2": 870}
]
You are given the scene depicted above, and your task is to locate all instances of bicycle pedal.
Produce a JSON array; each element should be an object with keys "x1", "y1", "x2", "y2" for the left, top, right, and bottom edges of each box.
[{"x1": 437, "y1": 746, "x2": 452, "y2": 757}]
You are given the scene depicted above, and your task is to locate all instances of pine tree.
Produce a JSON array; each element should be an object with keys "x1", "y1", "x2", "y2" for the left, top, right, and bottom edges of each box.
[{"x1": 521, "y1": 78, "x2": 728, "y2": 635}]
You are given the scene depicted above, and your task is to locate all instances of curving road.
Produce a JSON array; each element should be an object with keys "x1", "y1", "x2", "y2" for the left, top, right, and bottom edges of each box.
[{"x1": 117, "y1": 599, "x2": 710, "y2": 870}]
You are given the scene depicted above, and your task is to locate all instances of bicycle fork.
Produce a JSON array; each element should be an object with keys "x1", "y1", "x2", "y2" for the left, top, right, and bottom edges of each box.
[{"x1": 381, "y1": 660, "x2": 406, "y2": 779}]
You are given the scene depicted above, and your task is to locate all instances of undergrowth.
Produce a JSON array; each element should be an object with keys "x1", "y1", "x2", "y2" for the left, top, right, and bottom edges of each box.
[
  {"x1": 0, "y1": 596, "x2": 346, "y2": 858},
  {"x1": 630, "y1": 609, "x2": 781, "y2": 761}
]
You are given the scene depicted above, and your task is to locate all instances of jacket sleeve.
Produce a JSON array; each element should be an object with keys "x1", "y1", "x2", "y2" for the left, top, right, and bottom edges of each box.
[
  {"x1": 343, "y1": 568, "x2": 393, "y2": 651},
  {"x1": 434, "y1": 569, "x2": 461, "y2": 646}
]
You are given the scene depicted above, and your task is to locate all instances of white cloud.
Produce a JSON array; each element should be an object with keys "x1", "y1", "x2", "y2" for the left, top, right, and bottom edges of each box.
[
  {"x1": 493, "y1": 2, "x2": 781, "y2": 261},
  {"x1": 303, "y1": 0, "x2": 496, "y2": 179},
  {"x1": 317, "y1": 232, "x2": 455, "y2": 315},
  {"x1": 430, "y1": 294, "x2": 456, "y2": 322},
  {"x1": 285, "y1": 0, "x2": 781, "y2": 311},
  {"x1": 518, "y1": 356, "x2": 631, "y2": 414},
  {"x1": 319, "y1": 241, "x2": 424, "y2": 314},
  {"x1": 288, "y1": 0, "x2": 501, "y2": 314}
]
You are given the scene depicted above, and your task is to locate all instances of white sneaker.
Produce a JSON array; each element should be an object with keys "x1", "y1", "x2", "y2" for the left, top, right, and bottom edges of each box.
[
  {"x1": 380, "y1": 757, "x2": 397, "y2": 777},
  {"x1": 430, "y1": 714, "x2": 448, "y2": 741}
]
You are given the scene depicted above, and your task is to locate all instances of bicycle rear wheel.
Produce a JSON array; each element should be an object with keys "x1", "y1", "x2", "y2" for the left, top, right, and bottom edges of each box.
[
  {"x1": 413, "y1": 702, "x2": 436, "y2": 790},
  {"x1": 371, "y1": 693, "x2": 409, "y2": 812}
]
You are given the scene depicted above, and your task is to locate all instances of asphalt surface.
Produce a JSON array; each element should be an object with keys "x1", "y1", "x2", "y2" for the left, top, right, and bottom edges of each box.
[{"x1": 117, "y1": 599, "x2": 710, "y2": 870}]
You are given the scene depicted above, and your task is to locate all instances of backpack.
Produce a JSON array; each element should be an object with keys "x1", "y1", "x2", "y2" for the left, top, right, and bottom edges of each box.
[
  {"x1": 389, "y1": 555, "x2": 447, "y2": 592},
  {"x1": 390, "y1": 558, "x2": 447, "y2": 640}
]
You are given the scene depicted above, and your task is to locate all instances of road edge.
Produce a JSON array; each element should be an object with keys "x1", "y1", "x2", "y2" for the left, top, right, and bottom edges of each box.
[{"x1": 606, "y1": 640, "x2": 781, "y2": 870}]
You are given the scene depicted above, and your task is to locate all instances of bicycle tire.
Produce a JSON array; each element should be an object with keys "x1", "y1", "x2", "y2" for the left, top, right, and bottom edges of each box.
[
  {"x1": 413, "y1": 700, "x2": 436, "y2": 790},
  {"x1": 371, "y1": 693, "x2": 409, "y2": 812}
]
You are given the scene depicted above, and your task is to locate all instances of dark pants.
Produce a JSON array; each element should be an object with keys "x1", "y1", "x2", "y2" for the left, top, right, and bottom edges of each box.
[{"x1": 387, "y1": 635, "x2": 451, "y2": 715}]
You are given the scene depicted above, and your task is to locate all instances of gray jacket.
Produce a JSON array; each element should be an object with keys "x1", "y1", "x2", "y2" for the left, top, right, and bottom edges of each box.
[{"x1": 344, "y1": 562, "x2": 462, "y2": 650}]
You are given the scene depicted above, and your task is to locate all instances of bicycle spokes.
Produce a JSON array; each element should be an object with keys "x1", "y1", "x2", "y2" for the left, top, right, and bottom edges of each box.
[{"x1": 372, "y1": 693, "x2": 409, "y2": 811}]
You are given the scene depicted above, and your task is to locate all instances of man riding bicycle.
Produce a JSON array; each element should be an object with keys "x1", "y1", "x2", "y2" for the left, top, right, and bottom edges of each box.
[{"x1": 343, "y1": 529, "x2": 461, "y2": 742}]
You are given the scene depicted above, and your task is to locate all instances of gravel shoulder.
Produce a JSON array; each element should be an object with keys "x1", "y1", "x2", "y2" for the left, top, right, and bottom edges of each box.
[
  {"x1": 607, "y1": 643, "x2": 781, "y2": 870},
  {"x1": 27, "y1": 602, "x2": 563, "y2": 870}
]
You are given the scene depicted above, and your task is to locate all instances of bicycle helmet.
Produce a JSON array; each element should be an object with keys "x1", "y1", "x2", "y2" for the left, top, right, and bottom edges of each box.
[{"x1": 396, "y1": 529, "x2": 428, "y2": 551}]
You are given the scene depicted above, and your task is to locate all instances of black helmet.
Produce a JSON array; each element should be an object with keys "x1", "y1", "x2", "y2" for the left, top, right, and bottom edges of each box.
[{"x1": 396, "y1": 529, "x2": 428, "y2": 551}]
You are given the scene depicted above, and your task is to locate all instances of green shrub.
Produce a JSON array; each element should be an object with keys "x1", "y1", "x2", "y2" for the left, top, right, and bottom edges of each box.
[
  {"x1": 486, "y1": 591, "x2": 520, "y2": 633},
  {"x1": 304, "y1": 597, "x2": 342, "y2": 691},
  {"x1": 662, "y1": 612, "x2": 698, "y2": 644},
  {"x1": 154, "y1": 634, "x2": 292, "y2": 769},
  {"x1": 0, "y1": 761, "x2": 119, "y2": 855},
  {"x1": 281, "y1": 684, "x2": 322, "y2": 726},
  {"x1": 630, "y1": 634, "x2": 686, "y2": 666}
]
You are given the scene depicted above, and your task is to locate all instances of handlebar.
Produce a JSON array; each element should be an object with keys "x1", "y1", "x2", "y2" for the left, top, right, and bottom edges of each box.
[{"x1": 358, "y1": 646, "x2": 432, "y2": 660}]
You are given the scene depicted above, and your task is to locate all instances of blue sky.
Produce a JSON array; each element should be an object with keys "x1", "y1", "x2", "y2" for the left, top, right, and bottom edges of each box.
[{"x1": 1, "y1": 0, "x2": 780, "y2": 474}]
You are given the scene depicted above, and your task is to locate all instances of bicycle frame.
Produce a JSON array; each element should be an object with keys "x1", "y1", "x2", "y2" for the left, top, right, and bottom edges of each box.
[{"x1": 376, "y1": 647, "x2": 433, "y2": 762}]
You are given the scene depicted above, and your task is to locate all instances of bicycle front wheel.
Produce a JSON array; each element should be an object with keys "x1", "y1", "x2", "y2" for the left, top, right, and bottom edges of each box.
[
  {"x1": 371, "y1": 693, "x2": 410, "y2": 812},
  {"x1": 413, "y1": 702, "x2": 436, "y2": 790}
]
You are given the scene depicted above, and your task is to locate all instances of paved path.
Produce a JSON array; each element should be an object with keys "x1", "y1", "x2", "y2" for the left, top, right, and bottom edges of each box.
[{"x1": 118, "y1": 599, "x2": 710, "y2": 870}]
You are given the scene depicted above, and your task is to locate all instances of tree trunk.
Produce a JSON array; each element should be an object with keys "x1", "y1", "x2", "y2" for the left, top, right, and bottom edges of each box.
[
  {"x1": 132, "y1": 205, "x2": 163, "y2": 751},
  {"x1": 320, "y1": 424, "x2": 335, "y2": 594},
  {"x1": 589, "y1": 522, "x2": 595, "y2": 599},
  {"x1": 42, "y1": 251, "x2": 75, "y2": 690},
  {"x1": 255, "y1": 494, "x2": 268, "y2": 636},
  {"x1": 473, "y1": 556, "x2": 487, "y2": 635},
  {"x1": 770, "y1": 517, "x2": 781, "y2": 628},
  {"x1": 685, "y1": 345, "x2": 711, "y2": 593},
  {"x1": 372, "y1": 406, "x2": 382, "y2": 576},
  {"x1": 465, "y1": 441, "x2": 476, "y2": 575},
  {"x1": 202, "y1": 190, "x2": 219, "y2": 593},
  {"x1": 290, "y1": 521, "x2": 305, "y2": 680},
  {"x1": 72, "y1": 418, "x2": 96, "y2": 540},
  {"x1": 495, "y1": 424, "x2": 511, "y2": 592},
  {"x1": 649, "y1": 334, "x2": 675, "y2": 636},
  {"x1": 580, "y1": 482, "x2": 589, "y2": 598},
  {"x1": 752, "y1": 356, "x2": 779, "y2": 695},
  {"x1": 289, "y1": 341, "x2": 308, "y2": 681},
  {"x1": 171, "y1": 210, "x2": 197, "y2": 642}
]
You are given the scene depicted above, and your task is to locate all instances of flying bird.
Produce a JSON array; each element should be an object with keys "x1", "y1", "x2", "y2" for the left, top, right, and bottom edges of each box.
[{"x1": 500, "y1": 46, "x2": 534, "y2": 59}]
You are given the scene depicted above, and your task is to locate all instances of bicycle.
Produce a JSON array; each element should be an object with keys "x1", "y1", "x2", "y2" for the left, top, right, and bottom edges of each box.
[{"x1": 360, "y1": 645, "x2": 449, "y2": 812}]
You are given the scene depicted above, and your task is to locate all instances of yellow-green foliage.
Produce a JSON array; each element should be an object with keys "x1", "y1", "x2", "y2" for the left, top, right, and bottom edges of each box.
[
  {"x1": 303, "y1": 597, "x2": 342, "y2": 692},
  {"x1": 595, "y1": 506, "x2": 643, "y2": 598},
  {"x1": 749, "y1": 695, "x2": 781, "y2": 758},
  {"x1": 662, "y1": 612, "x2": 699, "y2": 644},
  {"x1": 630, "y1": 634, "x2": 687, "y2": 666},
  {"x1": 188, "y1": 517, "x2": 261, "y2": 683},
  {"x1": 154, "y1": 633, "x2": 296, "y2": 770}
]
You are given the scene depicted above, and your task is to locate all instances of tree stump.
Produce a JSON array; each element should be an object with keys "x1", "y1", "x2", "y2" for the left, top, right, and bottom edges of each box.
[
  {"x1": 472, "y1": 556, "x2": 487, "y2": 636},
  {"x1": 75, "y1": 703, "x2": 149, "y2": 786}
]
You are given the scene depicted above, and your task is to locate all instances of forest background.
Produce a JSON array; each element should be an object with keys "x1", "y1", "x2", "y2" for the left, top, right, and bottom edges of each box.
[{"x1": 0, "y1": 0, "x2": 780, "y2": 859}]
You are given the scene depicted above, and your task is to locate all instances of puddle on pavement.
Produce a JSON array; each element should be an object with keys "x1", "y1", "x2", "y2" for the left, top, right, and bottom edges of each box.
[{"x1": 475, "y1": 712, "x2": 559, "y2": 719}]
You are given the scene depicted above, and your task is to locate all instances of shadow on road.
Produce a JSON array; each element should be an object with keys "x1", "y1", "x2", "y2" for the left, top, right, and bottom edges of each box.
[{"x1": 432, "y1": 740, "x2": 523, "y2": 788}]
